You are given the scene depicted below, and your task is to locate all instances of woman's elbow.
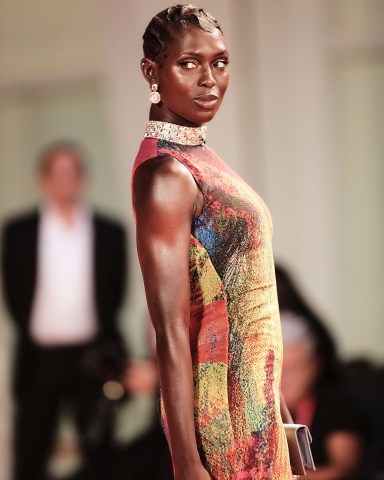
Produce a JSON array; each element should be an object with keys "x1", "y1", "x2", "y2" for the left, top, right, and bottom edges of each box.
[{"x1": 155, "y1": 324, "x2": 191, "y2": 362}]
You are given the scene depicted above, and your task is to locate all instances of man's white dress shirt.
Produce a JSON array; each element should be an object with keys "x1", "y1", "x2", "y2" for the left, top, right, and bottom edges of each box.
[{"x1": 30, "y1": 204, "x2": 98, "y2": 346}]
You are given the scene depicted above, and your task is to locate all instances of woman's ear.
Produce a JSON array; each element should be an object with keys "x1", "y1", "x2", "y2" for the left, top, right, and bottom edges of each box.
[{"x1": 141, "y1": 58, "x2": 159, "y2": 86}]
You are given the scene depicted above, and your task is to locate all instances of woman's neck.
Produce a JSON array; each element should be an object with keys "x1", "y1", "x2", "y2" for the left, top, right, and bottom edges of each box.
[{"x1": 149, "y1": 105, "x2": 201, "y2": 128}]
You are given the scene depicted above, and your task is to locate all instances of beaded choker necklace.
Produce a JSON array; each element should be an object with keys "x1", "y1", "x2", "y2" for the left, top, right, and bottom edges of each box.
[{"x1": 144, "y1": 120, "x2": 207, "y2": 146}]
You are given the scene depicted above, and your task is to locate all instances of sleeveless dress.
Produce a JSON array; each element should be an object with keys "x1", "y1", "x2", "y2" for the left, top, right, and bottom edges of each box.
[{"x1": 132, "y1": 135, "x2": 291, "y2": 480}]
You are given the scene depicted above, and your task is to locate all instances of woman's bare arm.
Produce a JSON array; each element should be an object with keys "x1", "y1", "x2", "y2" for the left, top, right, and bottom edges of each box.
[
  {"x1": 133, "y1": 156, "x2": 209, "y2": 480},
  {"x1": 280, "y1": 392, "x2": 294, "y2": 424}
]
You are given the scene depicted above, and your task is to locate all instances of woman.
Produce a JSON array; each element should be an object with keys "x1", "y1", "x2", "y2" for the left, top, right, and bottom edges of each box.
[{"x1": 132, "y1": 5, "x2": 292, "y2": 479}]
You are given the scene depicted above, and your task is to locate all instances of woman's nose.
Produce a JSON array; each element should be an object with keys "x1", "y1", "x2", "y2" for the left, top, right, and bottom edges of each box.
[{"x1": 199, "y1": 66, "x2": 216, "y2": 88}]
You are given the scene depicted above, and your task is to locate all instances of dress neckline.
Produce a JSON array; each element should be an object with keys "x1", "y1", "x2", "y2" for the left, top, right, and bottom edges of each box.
[{"x1": 144, "y1": 120, "x2": 207, "y2": 146}]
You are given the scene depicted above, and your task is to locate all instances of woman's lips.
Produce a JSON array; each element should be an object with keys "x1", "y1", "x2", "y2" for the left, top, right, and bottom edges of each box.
[{"x1": 194, "y1": 94, "x2": 219, "y2": 109}]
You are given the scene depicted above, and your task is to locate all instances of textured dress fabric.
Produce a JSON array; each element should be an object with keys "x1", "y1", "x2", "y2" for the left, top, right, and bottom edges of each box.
[{"x1": 132, "y1": 138, "x2": 291, "y2": 479}]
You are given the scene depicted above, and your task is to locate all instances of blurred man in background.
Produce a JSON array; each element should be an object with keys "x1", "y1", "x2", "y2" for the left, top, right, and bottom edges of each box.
[{"x1": 1, "y1": 141, "x2": 127, "y2": 480}]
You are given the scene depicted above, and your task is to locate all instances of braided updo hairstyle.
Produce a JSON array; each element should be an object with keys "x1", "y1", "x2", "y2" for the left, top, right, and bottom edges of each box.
[{"x1": 143, "y1": 4, "x2": 222, "y2": 66}]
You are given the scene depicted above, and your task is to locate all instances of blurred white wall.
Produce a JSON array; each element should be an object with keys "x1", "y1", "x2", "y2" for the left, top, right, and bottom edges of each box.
[{"x1": 0, "y1": 0, "x2": 383, "y2": 478}]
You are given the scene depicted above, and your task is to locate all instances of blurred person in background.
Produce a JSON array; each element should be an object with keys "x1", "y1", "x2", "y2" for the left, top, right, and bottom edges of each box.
[
  {"x1": 342, "y1": 359, "x2": 384, "y2": 480},
  {"x1": 66, "y1": 325, "x2": 174, "y2": 480},
  {"x1": 1, "y1": 141, "x2": 127, "y2": 480},
  {"x1": 276, "y1": 265, "x2": 364, "y2": 479}
]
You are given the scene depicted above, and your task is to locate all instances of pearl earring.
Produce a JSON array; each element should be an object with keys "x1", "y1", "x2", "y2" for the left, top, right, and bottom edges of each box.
[{"x1": 149, "y1": 84, "x2": 161, "y2": 104}]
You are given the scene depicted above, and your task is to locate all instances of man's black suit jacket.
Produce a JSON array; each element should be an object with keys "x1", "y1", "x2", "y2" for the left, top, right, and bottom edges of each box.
[{"x1": 1, "y1": 209, "x2": 127, "y2": 397}]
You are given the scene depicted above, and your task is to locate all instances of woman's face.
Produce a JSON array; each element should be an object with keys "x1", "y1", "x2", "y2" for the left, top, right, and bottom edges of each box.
[
  {"x1": 281, "y1": 343, "x2": 320, "y2": 411},
  {"x1": 155, "y1": 27, "x2": 229, "y2": 127}
]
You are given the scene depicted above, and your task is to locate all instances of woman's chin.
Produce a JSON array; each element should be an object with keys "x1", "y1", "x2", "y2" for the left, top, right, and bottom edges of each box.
[{"x1": 191, "y1": 110, "x2": 218, "y2": 125}]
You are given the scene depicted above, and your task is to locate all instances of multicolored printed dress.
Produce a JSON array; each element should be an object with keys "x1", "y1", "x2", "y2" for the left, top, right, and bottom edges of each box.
[{"x1": 132, "y1": 121, "x2": 291, "y2": 480}]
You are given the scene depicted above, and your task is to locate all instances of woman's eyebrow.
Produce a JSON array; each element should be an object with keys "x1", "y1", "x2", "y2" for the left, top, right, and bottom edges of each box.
[{"x1": 178, "y1": 49, "x2": 229, "y2": 57}]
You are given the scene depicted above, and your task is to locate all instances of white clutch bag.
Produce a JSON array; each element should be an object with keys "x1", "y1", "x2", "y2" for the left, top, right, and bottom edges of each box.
[{"x1": 284, "y1": 423, "x2": 316, "y2": 476}]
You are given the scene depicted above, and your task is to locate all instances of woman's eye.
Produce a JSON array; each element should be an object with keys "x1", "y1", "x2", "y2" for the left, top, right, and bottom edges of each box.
[
  {"x1": 180, "y1": 61, "x2": 197, "y2": 69},
  {"x1": 214, "y1": 59, "x2": 229, "y2": 69}
]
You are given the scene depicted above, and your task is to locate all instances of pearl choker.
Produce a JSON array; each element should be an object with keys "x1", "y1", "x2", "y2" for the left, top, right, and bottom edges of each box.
[{"x1": 144, "y1": 120, "x2": 207, "y2": 146}]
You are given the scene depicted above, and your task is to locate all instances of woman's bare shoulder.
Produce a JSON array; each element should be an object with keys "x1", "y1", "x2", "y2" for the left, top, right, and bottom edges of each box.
[
  {"x1": 133, "y1": 155, "x2": 198, "y2": 213},
  {"x1": 134, "y1": 155, "x2": 191, "y2": 182},
  {"x1": 134, "y1": 156, "x2": 197, "y2": 199}
]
